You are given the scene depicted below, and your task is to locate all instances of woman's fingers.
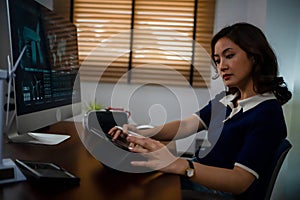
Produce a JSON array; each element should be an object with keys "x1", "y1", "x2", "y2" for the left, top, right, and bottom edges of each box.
[
  {"x1": 130, "y1": 160, "x2": 148, "y2": 167},
  {"x1": 107, "y1": 126, "x2": 117, "y2": 135},
  {"x1": 127, "y1": 135, "x2": 162, "y2": 152},
  {"x1": 108, "y1": 126, "x2": 124, "y2": 140},
  {"x1": 127, "y1": 137, "x2": 176, "y2": 171}
]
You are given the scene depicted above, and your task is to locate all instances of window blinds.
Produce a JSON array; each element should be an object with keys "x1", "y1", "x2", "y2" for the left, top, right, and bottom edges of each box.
[{"x1": 73, "y1": 0, "x2": 215, "y2": 87}]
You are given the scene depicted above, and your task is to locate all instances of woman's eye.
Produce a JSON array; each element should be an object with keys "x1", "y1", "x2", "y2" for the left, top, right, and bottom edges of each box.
[
  {"x1": 214, "y1": 59, "x2": 220, "y2": 64},
  {"x1": 225, "y1": 54, "x2": 234, "y2": 59}
]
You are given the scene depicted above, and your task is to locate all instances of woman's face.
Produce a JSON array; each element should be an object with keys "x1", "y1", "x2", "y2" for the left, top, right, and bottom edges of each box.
[{"x1": 213, "y1": 37, "x2": 254, "y2": 92}]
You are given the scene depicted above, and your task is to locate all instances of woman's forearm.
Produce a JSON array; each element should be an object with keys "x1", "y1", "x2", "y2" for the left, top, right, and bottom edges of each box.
[
  {"x1": 139, "y1": 120, "x2": 181, "y2": 141},
  {"x1": 140, "y1": 115, "x2": 202, "y2": 141},
  {"x1": 171, "y1": 158, "x2": 255, "y2": 194}
]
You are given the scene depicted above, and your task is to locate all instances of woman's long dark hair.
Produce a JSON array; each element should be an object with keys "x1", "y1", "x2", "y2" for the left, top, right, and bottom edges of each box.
[{"x1": 211, "y1": 22, "x2": 292, "y2": 105}]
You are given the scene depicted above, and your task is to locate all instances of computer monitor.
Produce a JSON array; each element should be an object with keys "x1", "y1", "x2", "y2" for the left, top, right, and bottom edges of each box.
[{"x1": 4, "y1": 0, "x2": 81, "y2": 144}]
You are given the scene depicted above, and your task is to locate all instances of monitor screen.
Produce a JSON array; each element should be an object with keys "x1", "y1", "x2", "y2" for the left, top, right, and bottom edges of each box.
[{"x1": 6, "y1": 0, "x2": 81, "y2": 136}]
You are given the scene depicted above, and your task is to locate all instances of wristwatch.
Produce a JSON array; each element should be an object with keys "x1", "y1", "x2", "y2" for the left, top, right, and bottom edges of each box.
[{"x1": 185, "y1": 160, "x2": 195, "y2": 178}]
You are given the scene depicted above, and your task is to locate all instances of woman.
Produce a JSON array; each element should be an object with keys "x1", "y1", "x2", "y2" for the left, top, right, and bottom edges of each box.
[{"x1": 108, "y1": 22, "x2": 292, "y2": 198}]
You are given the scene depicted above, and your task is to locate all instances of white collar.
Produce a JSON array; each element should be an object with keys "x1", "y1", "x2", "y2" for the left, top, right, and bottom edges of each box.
[{"x1": 220, "y1": 92, "x2": 277, "y2": 112}]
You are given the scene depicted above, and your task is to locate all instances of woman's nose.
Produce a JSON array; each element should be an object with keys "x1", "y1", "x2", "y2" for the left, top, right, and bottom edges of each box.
[{"x1": 218, "y1": 60, "x2": 228, "y2": 72}]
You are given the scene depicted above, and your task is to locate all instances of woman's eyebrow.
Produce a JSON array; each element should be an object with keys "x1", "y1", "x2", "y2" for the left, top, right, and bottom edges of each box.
[
  {"x1": 222, "y1": 48, "x2": 232, "y2": 54},
  {"x1": 214, "y1": 47, "x2": 233, "y2": 57}
]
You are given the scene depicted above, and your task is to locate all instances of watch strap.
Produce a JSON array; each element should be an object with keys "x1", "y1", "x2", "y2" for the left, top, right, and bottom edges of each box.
[
  {"x1": 187, "y1": 159, "x2": 194, "y2": 169},
  {"x1": 185, "y1": 159, "x2": 195, "y2": 178}
]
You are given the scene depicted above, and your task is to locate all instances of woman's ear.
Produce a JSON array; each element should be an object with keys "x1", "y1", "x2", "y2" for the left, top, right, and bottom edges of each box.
[{"x1": 251, "y1": 56, "x2": 257, "y2": 65}]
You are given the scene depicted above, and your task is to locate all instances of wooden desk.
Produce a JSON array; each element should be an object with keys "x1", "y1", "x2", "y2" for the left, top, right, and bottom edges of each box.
[{"x1": 1, "y1": 121, "x2": 181, "y2": 200}]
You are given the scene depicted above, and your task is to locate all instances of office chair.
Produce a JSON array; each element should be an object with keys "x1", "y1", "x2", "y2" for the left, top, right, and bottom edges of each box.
[
  {"x1": 239, "y1": 138, "x2": 292, "y2": 200},
  {"x1": 182, "y1": 139, "x2": 292, "y2": 200}
]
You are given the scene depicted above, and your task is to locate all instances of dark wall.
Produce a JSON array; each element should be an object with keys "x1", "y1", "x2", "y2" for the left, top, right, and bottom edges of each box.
[{"x1": 53, "y1": 0, "x2": 72, "y2": 22}]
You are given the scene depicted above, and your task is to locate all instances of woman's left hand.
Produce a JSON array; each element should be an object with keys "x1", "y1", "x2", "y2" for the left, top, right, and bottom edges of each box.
[{"x1": 127, "y1": 135, "x2": 178, "y2": 173}]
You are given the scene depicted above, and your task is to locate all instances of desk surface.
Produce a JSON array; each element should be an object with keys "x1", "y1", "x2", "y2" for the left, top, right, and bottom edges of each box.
[{"x1": 1, "y1": 121, "x2": 181, "y2": 200}]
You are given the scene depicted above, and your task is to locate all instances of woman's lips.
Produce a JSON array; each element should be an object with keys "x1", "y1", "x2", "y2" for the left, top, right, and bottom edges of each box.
[{"x1": 223, "y1": 74, "x2": 232, "y2": 81}]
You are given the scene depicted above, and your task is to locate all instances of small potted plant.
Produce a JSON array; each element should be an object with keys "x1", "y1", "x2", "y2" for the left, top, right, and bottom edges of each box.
[{"x1": 85, "y1": 100, "x2": 103, "y2": 112}]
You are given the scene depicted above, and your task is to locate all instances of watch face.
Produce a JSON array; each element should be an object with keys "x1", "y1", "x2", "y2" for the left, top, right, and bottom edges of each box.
[{"x1": 187, "y1": 168, "x2": 194, "y2": 177}]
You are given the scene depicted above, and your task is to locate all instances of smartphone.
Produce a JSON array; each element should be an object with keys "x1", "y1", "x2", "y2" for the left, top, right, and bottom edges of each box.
[{"x1": 110, "y1": 126, "x2": 146, "y2": 151}]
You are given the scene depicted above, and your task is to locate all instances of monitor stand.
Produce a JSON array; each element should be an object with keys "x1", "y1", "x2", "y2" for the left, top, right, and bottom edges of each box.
[
  {"x1": 0, "y1": 158, "x2": 26, "y2": 184},
  {"x1": 6, "y1": 119, "x2": 70, "y2": 145},
  {"x1": 8, "y1": 131, "x2": 70, "y2": 145},
  {"x1": 1, "y1": 69, "x2": 26, "y2": 184}
]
